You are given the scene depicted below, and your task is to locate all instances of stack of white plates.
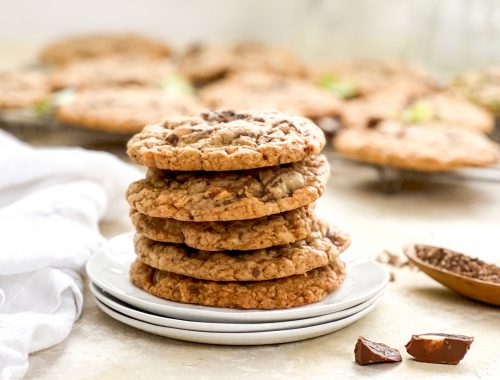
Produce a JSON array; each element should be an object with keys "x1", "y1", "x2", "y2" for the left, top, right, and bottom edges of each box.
[{"x1": 86, "y1": 234, "x2": 389, "y2": 345}]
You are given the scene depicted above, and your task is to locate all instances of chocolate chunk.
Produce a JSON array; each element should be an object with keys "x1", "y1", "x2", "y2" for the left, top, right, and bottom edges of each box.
[
  {"x1": 405, "y1": 333, "x2": 474, "y2": 365},
  {"x1": 354, "y1": 337, "x2": 402, "y2": 365}
]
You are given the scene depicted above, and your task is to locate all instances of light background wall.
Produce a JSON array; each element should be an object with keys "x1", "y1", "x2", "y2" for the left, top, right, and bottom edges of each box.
[{"x1": 1, "y1": 0, "x2": 500, "y2": 75}]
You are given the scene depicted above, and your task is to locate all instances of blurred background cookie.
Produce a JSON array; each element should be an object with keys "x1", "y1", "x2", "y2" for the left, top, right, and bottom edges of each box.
[
  {"x1": 55, "y1": 87, "x2": 204, "y2": 133},
  {"x1": 39, "y1": 33, "x2": 170, "y2": 66}
]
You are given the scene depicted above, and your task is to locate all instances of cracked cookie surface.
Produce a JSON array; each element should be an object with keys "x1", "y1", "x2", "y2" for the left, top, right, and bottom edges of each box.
[
  {"x1": 130, "y1": 258, "x2": 346, "y2": 309},
  {"x1": 133, "y1": 222, "x2": 349, "y2": 281},
  {"x1": 126, "y1": 155, "x2": 330, "y2": 221},
  {"x1": 126, "y1": 110, "x2": 325, "y2": 171},
  {"x1": 131, "y1": 205, "x2": 319, "y2": 250}
]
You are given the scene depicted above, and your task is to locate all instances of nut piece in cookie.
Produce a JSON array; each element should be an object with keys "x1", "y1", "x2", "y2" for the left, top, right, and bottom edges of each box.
[
  {"x1": 126, "y1": 154, "x2": 330, "y2": 221},
  {"x1": 129, "y1": 258, "x2": 346, "y2": 309},
  {"x1": 127, "y1": 109, "x2": 326, "y2": 171},
  {"x1": 199, "y1": 72, "x2": 342, "y2": 120},
  {"x1": 55, "y1": 87, "x2": 204, "y2": 133},
  {"x1": 39, "y1": 33, "x2": 170, "y2": 66},
  {"x1": 133, "y1": 222, "x2": 350, "y2": 281},
  {"x1": 334, "y1": 120, "x2": 499, "y2": 172},
  {"x1": 0, "y1": 70, "x2": 50, "y2": 109}
]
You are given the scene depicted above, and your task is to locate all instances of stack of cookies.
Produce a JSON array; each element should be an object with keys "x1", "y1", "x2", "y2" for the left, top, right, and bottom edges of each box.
[{"x1": 125, "y1": 110, "x2": 350, "y2": 310}]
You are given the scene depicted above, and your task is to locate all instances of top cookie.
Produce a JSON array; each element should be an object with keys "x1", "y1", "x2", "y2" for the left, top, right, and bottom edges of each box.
[
  {"x1": 127, "y1": 110, "x2": 326, "y2": 171},
  {"x1": 39, "y1": 33, "x2": 170, "y2": 66}
]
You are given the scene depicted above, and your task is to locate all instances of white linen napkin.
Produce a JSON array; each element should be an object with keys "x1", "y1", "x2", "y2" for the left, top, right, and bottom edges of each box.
[{"x1": 0, "y1": 131, "x2": 140, "y2": 379}]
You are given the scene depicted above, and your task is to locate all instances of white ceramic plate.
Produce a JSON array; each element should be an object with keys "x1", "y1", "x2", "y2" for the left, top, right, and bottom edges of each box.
[
  {"x1": 86, "y1": 233, "x2": 389, "y2": 323},
  {"x1": 90, "y1": 281, "x2": 384, "y2": 333},
  {"x1": 95, "y1": 297, "x2": 380, "y2": 345}
]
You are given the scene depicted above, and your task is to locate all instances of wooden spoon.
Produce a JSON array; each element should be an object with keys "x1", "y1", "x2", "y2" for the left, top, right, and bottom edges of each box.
[{"x1": 404, "y1": 245, "x2": 500, "y2": 307}]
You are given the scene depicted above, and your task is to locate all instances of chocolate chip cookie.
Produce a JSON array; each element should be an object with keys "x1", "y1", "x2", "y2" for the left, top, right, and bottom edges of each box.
[
  {"x1": 127, "y1": 110, "x2": 326, "y2": 171},
  {"x1": 199, "y1": 72, "x2": 342, "y2": 119},
  {"x1": 341, "y1": 91, "x2": 494, "y2": 133},
  {"x1": 334, "y1": 120, "x2": 500, "y2": 171},
  {"x1": 39, "y1": 33, "x2": 170, "y2": 66},
  {"x1": 130, "y1": 258, "x2": 345, "y2": 309},
  {"x1": 453, "y1": 67, "x2": 500, "y2": 115},
  {"x1": 313, "y1": 59, "x2": 436, "y2": 99},
  {"x1": 131, "y1": 205, "x2": 319, "y2": 250},
  {"x1": 134, "y1": 220, "x2": 349, "y2": 281},
  {"x1": 49, "y1": 56, "x2": 175, "y2": 90},
  {"x1": 126, "y1": 154, "x2": 329, "y2": 221},
  {"x1": 55, "y1": 87, "x2": 204, "y2": 133},
  {"x1": 179, "y1": 42, "x2": 306, "y2": 84},
  {"x1": 0, "y1": 70, "x2": 50, "y2": 109}
]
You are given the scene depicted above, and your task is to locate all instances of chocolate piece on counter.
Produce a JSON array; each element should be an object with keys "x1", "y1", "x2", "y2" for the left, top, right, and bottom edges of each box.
[
  {"x1": 354, "y1": 337, "x2": 402, "y2": 365},
  {"x1": 405, "y1": 333, "x2": 474, "y2": 365}
]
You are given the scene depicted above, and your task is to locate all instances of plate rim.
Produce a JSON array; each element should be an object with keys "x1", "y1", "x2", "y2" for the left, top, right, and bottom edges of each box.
[
  {"x1": 94, "y1": 296, "x2": 380, "y2": 345},
  {"x1": 90, "y1": 281, "x2": 384, "y2": 333}
]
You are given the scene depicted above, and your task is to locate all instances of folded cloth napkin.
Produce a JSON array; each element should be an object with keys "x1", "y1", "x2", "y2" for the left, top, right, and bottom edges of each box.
[{"x1": 0, "y1": 131, "x2": 140, "y2": 379}]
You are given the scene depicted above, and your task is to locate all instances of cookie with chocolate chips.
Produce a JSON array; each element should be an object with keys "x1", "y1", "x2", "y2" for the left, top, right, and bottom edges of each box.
[
  {"x1": 199, "y1": 72, "x2": 342, "y2": 120},
  {"x1": 39, "y1": 33, "x2": 170, "y2": 66},
  {"x1": 133, "y1": 221, "x2": 349, "y2": 281},
  {"x1": 127, "y1": 110, "x2": 326, "y2": 171},
  {"x1": 55, "y1": 87, "x2": 204, "y2": 133},
  {"x1": 131, "y1": 205, "x2": 320, "y2": 250},
  {"x1": 129, "y1": 258, "x2": 345, "y2": 309},
  {"x1": 126, "y1": 154, "x2": 329, "y2": 221},
  {"x1": 0, "y1": 70, "x2": 50, "y2": 109},
  {"x1": 334, "y1": 120, "x2": 499, "y2": 171}
]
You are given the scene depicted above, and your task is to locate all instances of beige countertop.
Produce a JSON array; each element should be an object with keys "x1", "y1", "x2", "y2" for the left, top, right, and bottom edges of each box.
[{"x1": 21, "y1": 149, "x2": 500, "y2": 380}]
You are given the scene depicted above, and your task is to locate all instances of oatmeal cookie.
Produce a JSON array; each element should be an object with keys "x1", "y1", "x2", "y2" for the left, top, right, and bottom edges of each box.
[
  {"x1": 55, "y1": 87, "x2": 204, "y2": 133},
  {"x1": 313, "y1": 59, "x2": 436, "y2": 98},
  {"x1": 39, "y1": 33, "x2": 170, "y2": 66},
  {"x1": 129, "y1": 258, "x2": 346, "y2": 309},
  {"x1": 334, "y1": 120, "x2": 499, "y2": 171},
  {"x1": 134, "y1": 221, "x2": 349, "y2": 281},
  {"x1": 127, "y1": 110, "x2": 325, "y2": 171},
  {"x1": 49, "y1": 56, "x2": 175, "y2": 90},
  {"x1": 126, "y1": 155, "x2": 330, "y2": 221},
  {"x1": 199, "y1": 72, "x2": 342, "y2": 119},
  {"x1": 131, "y1": 205, "x2": 320, "y2": 250},
  {"x1": 179, "y1": 42, "x2": 306, "y2": 84},
  {"x1": 0, "y1": 70, "x2": 50, "y2": 109},
  {"x1": 453, "y1": 67, "x2": 500, "y2": 115}
]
